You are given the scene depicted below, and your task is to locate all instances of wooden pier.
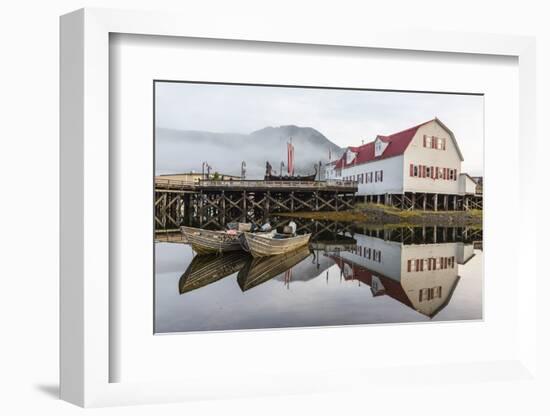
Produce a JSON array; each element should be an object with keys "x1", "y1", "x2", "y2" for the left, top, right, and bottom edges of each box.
[
  {"x1": 362, "y1": 192, "x2": 483, "y2": 211},
  {"x1": 155, "y1": 178, "x2": 358, "y2": 231}
]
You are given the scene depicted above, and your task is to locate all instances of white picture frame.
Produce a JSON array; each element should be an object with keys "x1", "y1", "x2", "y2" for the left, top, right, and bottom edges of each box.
[{"x1": 60, "y1": 8, "x2": 538, "y2": 407}]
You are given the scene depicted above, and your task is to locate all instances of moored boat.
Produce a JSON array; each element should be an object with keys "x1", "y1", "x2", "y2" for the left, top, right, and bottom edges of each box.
[
  {"x1": 240, "y1": 231, "x2": 312, "y2": 257},
  {"x1": 181, "y1": 226, "x2": 242, "y2": 255}
]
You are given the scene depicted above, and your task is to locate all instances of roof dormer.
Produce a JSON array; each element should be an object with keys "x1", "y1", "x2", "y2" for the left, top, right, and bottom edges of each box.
[
  {"x1": 345, "y1": 149, "x2": 356, "y2": 165},
  {"x1": 374, "y1": 136, "x2": 388, "y2": 157}
]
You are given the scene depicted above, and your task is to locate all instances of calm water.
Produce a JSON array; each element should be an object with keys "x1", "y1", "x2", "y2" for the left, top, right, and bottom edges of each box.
[{"x1": 154, "y1": 225, "x2": 483, "y2": 333}]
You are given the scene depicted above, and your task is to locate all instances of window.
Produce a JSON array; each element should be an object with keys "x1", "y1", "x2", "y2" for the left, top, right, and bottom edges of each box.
[
  {"x1": 419, "y1": 288, "x2": 428, "y2": 302},
  {"x1": 426, "y1": 166, "x2": 431, "y2": 178},
  {"x1": 424, "y1": 135, "x2": 446, "y2": 151},
  {"x1": 414, "y1": 165, "x2": 418, "y2": 177},
  {"x1": 425, "y1": 135, "x2": 432, "y2": 148}
]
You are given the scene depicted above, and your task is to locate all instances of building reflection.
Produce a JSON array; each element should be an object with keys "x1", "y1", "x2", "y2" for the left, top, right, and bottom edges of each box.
[{"x1": 328, "y1": 229, "x2": 478, "y2": 318}]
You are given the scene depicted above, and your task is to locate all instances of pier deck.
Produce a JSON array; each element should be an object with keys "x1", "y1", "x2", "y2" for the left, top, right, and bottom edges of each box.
[{"x1": 155, "y1": 178, "x2": 357, "y2": 193}]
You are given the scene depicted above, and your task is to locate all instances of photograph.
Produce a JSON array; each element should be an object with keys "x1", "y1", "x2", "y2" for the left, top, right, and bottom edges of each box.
[{"x1": 153, "y1": 81, "x2": 484, "y2": 333}]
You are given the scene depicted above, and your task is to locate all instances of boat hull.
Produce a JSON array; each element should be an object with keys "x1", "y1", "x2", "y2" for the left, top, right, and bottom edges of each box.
[
  {"x1": 241, "y1": 232, "x2": 311, "y2": 257},
  {"x1": 181, "y1": 226, "x2": 242, "y2": 254}
]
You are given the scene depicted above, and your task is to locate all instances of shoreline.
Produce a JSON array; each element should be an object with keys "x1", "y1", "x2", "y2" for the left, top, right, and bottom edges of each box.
[{"x1": 278, "y1": 203, "x2": 483, "y2": 228}]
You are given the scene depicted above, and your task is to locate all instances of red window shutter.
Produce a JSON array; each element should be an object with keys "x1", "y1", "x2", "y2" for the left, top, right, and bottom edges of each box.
[
  {"x1": 432, "y1": 138, "x2": 436, "y2": 149},
  {"x1": 423, "y1": 135, "x2": 427, "y2": 147},
  {"x1": 410, "y1": 164, "x2": 413, "y2": 176},
  {"x1": 444, "y1": 168, "x2": 448, "y2": 180},
  {"x1": 443, "y1": 138, "x2": 446, "y2": 150},
  {"x1": 407, "y1": 260, "x2": 412, "y2": 272}
]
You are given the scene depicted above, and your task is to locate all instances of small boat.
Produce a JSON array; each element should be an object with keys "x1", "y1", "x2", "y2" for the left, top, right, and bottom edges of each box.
[
  {"x1": 181, "y1": 226, "x2": 243, "y2": 255},
  {"x1": 179, "y1": 252, "x2": 250, "y2": 294},
  {"x1": 264, "y1": 172, "x2": 317, "y2": 181},
  {"x1": 240, "y1": 231, "x2": 312, "y2": 257},
  {"x1": 237, "y1": 245, "x2": 311, "y2": 291}
]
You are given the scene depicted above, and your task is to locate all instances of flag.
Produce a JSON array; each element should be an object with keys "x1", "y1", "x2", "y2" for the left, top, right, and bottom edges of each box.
[{"x1": 287, "y1": 139, "x2": 294, "y2": 175}]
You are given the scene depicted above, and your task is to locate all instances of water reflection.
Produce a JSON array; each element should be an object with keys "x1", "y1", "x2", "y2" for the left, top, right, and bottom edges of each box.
[
  {"x1": 155, "y1": 224, "x2": 482, "y2": 332},
  {"x1": 179, "y1": 252, "x2": 249, "y2": 294},
  {"x1": 329, "y1": 235, "x2": 469, "y2": 318}
]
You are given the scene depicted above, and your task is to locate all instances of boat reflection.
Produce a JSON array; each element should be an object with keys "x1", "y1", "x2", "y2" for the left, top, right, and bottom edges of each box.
[
  {"x1": 237, "y1": 245, "x2": 312, "y2": 292},
  {"x1": 178, "y1": 252, "x2": 250, "y2": 294}
]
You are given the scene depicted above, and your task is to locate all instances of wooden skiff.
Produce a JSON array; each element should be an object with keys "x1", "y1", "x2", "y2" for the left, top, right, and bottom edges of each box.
[
  {"x1": 181, "y1": 226, "x2": 242, "y2": 254},
  {"x1": 240, "y1": 232, "x2": 311, "y2": 257}
]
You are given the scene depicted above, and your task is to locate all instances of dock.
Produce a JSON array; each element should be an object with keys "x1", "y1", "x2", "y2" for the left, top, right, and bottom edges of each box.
[{"x1": 154, "y1": 178, "x2": 358, "y2": 231}]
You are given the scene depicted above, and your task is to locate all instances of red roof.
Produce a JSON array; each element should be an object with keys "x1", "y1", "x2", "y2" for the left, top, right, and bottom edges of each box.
[
  {"x1": 335, "y1": 119, "x2": 434, "y2": 169},
  {"x1": 329, "y1": 255, "x2": 414, "y2": 309}
]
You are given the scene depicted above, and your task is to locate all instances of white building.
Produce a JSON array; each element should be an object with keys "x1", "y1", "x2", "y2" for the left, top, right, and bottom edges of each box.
[
  {"x1": 326, "y1": 118, "x2": 481, "y2": 208},
  {"x1": 330, "y1": 232, "x2": 475, "y2": 318}
]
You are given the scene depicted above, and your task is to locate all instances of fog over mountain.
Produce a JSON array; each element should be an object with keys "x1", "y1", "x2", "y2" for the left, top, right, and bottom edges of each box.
[{"x1": 155, "y1": 125, "x2": 343, "y2": 178}]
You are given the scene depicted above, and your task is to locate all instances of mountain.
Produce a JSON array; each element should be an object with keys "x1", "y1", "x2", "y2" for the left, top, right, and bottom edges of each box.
[{"x1": 155, "y1": 125, "x2": 343, "y2": 178}]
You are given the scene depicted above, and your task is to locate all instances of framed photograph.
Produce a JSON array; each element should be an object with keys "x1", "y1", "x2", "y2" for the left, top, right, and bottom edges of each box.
[
  {"x1": 60, "y1": 8, "x2": 538, "y2": 407},
  {"x1": 153, "y1": 81, "x2": 484, "y2": 334}
]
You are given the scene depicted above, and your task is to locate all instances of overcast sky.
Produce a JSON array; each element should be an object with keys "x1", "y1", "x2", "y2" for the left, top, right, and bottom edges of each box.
[{"x1": 156, "y1": 82, "x2": 484, "y2": 175}]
